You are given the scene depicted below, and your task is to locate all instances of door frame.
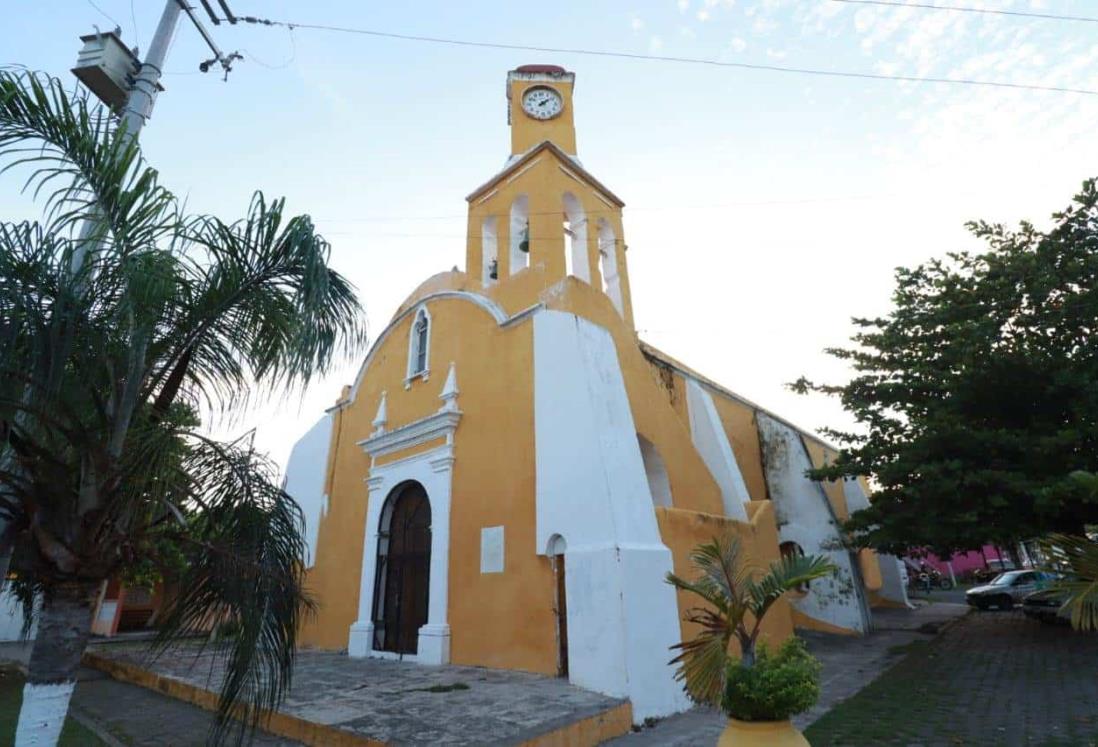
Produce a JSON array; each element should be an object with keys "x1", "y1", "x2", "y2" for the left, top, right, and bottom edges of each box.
[
  {"x1": 348, "y1": 442, "x2": 455, "y2": 665},
  {"x1": 371, "y1": 481, "x2": 432, "y2": 655}
]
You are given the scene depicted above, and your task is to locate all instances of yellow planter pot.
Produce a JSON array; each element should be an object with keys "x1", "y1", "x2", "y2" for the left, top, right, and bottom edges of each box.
[{"x1": 717, "y1": 718, "x2": 810, "y2": 747}]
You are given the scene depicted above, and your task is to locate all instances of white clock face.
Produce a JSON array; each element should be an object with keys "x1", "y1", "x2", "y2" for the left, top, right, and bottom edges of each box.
[{"x1": 522, "y1": 86, "x2": 564, "y2": 120}]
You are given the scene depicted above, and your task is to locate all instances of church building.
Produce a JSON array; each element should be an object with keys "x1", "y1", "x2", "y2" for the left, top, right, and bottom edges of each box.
[{"x1": 284, "y1": 65, "x2": 909, "y2": 723}]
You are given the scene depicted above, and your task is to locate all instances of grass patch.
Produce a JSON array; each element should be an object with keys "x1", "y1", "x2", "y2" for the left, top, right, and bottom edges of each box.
[
  {"x1": 0, "y1": 666, "x2": 107, "y2": 746},
  {"x1": 804, "y1": 637, "x2": 957, "y2": 746}
]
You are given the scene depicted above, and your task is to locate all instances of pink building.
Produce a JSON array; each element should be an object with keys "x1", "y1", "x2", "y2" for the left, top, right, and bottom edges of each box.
[{"x1": 909, "y1": 545, "x2": 1015, "y2": 579}]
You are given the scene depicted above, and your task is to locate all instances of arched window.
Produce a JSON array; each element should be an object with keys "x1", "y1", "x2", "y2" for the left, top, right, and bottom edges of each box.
[
  {"x1": 597, "y1": 219, "x2": 623, "y2": 315},
  {"x1": 562, "y1": 193, "x2": 590, "y2": 283},
  {"x1": 481, "y1": 216, "x2": 499, "y2": 285},
  {"x1": 637, "y1": 434, "x2": 672, "y2": 507},
  {"x1": 371, "y1": 481, "x2": 431, "y2": 654},
  {"x1": 509, "y1": 195, "x2": 530, "y2": 276},
  {"x1": 407, "y1": 307, "x2": 430, "y2": 383},
  {"x1": 780, "y1": 541, "x2": 809, "y2": 592}
]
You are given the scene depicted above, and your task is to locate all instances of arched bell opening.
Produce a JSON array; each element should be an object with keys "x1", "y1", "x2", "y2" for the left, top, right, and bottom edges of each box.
[
  {"x1": 561, "y1": 192, "x2": 590, "y2": 283},
  {"x1": 510, "y1": 195, "x2": 530, "y2": 275}
]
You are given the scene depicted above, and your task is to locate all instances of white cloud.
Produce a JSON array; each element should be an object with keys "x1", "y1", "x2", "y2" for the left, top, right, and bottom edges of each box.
[
  {"x1": 697, "y1": 9, "x2": 711, "y2": 21},
  {"x1": 751, "y1": 16, "x2": 777, "y2": 34},
  {"x1": 677, "y1": 0, "x2": 689, "y2": 13},
  {"x1": 649, "y1": 35, "x2": 664, "y2": 52},
  {"x1": 730, "y1": 36, "x2": 747, "y2": 52},
  {"x1": 766, "y1": 47, "x2": 787, "y2": 60},
  {"x1": 630, "y1": 15, "x2": 644, "y2": 32}
]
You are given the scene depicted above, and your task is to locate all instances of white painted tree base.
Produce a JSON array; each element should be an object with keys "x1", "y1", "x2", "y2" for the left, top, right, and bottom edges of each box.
[{"x1": 15, "y1": 681, "x2": 75, "y2": 746}]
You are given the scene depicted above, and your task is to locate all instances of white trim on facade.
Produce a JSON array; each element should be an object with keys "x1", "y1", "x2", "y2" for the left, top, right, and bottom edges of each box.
[
  {"x1": 685, "y1": 378, "x2": 751, "y2": 521},
  {"x1": 757, "y1": 413, "x2": 870, "y2": 633},
  {"x1": 282, "y1": 413, "x2": 334, "y2": 568},
  {"x1": 356, "y1": 410, "x2": 462, "y2": 469},
  {"x1": 842, "y1": 478, "x2": 911, "y2": 608},
  {"x1": 348, "y1": 372, "x2": 462, "y2": 666},
  {"x1": 533, "y1": 310, "x2": 691, "y2": 722},
  {"x1": 405, "y1": 306, "x2": 432, "y2": 388},
  {"x1": 342, "y1": 291, "x2": 511, "y2": 407}
]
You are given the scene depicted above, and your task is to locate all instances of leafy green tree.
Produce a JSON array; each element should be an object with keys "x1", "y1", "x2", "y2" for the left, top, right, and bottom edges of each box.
[
  {"x1": 0, "y1": 70, "x2": 367, "y2": 744},
  {"x1": 791, "y1": 181, "x2": 1098, "y2": 557},
  {"x1": 666, "y1": 534, "x2": 834, "y2": 705}
]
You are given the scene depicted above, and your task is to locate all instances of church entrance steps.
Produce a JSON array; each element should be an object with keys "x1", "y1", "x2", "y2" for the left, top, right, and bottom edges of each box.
[{"x1": 82, "y1": 645, "x2": 632, "y2": 746}]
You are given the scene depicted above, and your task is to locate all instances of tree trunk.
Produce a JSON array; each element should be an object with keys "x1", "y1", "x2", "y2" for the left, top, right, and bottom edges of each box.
[{"x1": 15, "y1": 582, "x2": 96, "y2": 747}]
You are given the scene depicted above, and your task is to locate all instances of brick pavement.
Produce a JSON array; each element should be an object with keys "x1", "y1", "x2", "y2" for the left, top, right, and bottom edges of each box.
[{"x1": 806, "y1": 610, "x2": 1098, "y2": 746}]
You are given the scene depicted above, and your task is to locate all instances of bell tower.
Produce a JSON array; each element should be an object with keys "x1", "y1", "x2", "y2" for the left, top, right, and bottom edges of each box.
[
  {"x1": 506, "y1": 65, "x2": 577, "y2": 156},
  {"x1": 465, "y1": 66, "x2": 635, "y2": 329}
]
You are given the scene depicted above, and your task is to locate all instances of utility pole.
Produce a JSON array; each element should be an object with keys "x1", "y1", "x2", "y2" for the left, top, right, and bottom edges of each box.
[
  {"x1": 120, "y1": 0, "x2": 182, "y2": 141},
  {"x1": 0, "y1": 0, "x2": 223, "y2": 582},
  {"x1": 70, "y1": 0, "x2": 182, "y2": 272}
]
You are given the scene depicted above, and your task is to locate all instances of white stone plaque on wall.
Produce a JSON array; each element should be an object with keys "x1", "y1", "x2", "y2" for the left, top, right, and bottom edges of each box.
[{"x1": 480, "y1": 526, "x2": 504, "y2": 574}]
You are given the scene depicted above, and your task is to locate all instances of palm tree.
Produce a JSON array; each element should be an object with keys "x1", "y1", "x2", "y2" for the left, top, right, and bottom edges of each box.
[
  {"x1": 0, "y1": 69, "x2": 368, "y2": 745},
  {"x1": 1041, "y1": 533, "x2": 1098, "y2": 631},
  {"x1": 1038, "y1": 473, "x2": 1098, "y2": 632},
  {"x1": 666, "y1": 534, "x2": 835, "y2": 705}
]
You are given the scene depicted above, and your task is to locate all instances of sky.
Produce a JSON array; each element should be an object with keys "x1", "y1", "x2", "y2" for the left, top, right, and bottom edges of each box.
[{"x1": 4, "y1": 0, "x2": 1098, "y2": 470}]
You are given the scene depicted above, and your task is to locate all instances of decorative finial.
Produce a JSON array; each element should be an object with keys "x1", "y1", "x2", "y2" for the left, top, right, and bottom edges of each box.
[
  {"x1": 439, "y1": 363, "x2": 459, "y2": 412},
  {"x1": 372, "y1": 391, "x2": 388, "y2": 435}
]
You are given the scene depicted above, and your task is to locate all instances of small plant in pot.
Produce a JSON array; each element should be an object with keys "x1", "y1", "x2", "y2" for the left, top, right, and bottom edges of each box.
[{"x1": 666, "y1": 534, "x2": 835, "y2": 746}]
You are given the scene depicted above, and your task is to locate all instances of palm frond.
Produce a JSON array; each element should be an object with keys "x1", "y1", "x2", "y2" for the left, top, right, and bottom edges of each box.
[
  {"x1": 1039, "y1": 533, "x2": 1098, "y2": 632},
  {"x1": 151, "y1": 435, "x2": 314, "y2": 745},
  {"x1": 668, "y1": 605, "x2": 734, "y2": 705},
  {"x1": 746, "y1": 553, "x2": 837, "y2": 619},
  {"x1": 145, "y1": 193, "x2": 367, "y2": 416},
  {"x1": 667, "y1": 533, "x2": 837, "y2": 705},
  {"x1": 0, "y1": 68, "x2": 176, "y2": 250}
]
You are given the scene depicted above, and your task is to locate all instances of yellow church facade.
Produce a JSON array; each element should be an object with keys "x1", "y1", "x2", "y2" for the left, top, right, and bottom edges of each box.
[{"x1": 284, "y1": 65, "x2": 909, "y2": 722}]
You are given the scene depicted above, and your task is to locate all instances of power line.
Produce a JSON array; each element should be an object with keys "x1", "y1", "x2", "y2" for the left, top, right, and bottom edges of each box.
[
  {"x1": 231, "y1": 15, "x2": 1098, "y2": 96},
  {"x1": 243, "y1": 27, "x2": 297, "y2": 70},
  {"x1": 311, "y1": 192, "x2": 902, "y2": 224},
  {"x1": 85, "y1": 0, "x2": 121, "y2": 30},
  {"x1": 130, "y1": 0, "x2": 140, "y2": 43},
  {"x1": 829, "y1": 0, "x2": 1098, "y2": 23}
]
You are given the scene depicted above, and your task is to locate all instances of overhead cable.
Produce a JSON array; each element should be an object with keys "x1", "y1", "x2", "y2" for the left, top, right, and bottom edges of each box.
[
  {"x1": 230, "y1": 15, "x2": 1098, "y2": 96},
  {"x1": 829, "y1": 0, "x2": 1098, "y2": 23}
]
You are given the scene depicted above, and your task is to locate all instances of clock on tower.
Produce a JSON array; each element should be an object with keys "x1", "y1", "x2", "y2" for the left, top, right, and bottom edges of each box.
[{"x1": 506, "y1": 65, "x2": 577, "y2": 156}]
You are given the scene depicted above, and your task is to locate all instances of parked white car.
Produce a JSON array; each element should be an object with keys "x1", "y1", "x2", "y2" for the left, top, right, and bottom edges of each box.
[{"x1": 966, "y1": 570, "x2": 1052, "y2": 610}]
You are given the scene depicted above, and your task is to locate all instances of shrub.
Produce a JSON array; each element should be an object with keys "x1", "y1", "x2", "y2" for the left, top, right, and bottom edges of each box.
[{"x1": 722, "y1": 638, "x2": 821, "y2": 722}]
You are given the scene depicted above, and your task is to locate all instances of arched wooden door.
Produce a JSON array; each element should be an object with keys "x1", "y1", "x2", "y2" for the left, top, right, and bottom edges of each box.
[{"x1": 371, "y1": 481, "x2": 431, "y2": 655}]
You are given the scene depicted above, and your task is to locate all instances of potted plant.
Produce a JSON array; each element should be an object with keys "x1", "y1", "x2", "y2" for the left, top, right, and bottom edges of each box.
[{"x1": 666, "y1": 534, "x2": 836, "y2": 746}]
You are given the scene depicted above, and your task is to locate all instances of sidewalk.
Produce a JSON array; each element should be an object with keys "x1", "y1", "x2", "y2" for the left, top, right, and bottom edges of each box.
[
  {"x1": 0, "y1": 641, "x2": 299, "y2": 746},
  {"x1": 605, "y1": 601, "x2": 969, "y2": 745}
]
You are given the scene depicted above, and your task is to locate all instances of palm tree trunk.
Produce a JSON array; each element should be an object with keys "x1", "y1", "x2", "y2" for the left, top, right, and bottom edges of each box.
[{"x1": 15, "y1": 582, "x2": 96, "y2": 747}]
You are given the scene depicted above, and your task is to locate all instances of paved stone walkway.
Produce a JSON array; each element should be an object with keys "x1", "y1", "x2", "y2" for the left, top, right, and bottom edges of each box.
[
  {"x1": 94, "y1": 644, "x2": 624, "y2": 745},
  {"x1": 607, "y1": 602, "x2": 969, "y2": 745}
]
